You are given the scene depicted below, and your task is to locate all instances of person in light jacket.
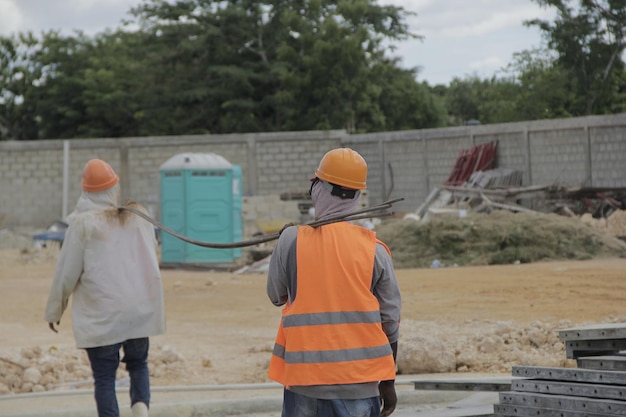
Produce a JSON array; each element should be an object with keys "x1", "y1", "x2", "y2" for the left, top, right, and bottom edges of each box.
[
  {"x1": 45, "y1": 158, "x2": 165, "y2": 417},
  {"x1": 266, "y1": 148, "x2": 402, "y2": 417}
]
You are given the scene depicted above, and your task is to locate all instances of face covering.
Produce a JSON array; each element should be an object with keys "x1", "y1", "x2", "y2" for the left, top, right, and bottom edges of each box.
[
  {"x1": 310, "y1": 179, "x2": 360, "y2": 221},
  {"x1": 65, "y1": 183, "x2": 121, "y2": 231}
]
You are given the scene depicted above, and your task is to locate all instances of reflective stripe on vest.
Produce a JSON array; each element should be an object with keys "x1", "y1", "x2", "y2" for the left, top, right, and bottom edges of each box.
[
  {"x1": 273, "y1": 342, "x2": 392, "y2": 364},
  {"x1": 267, "y1": 222, "x2": 396, "y2": 386},
  {"x1": 282, "y1": 310, "x2": 382, "y2": 327}
]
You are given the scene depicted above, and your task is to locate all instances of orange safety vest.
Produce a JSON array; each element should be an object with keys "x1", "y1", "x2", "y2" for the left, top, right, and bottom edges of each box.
[{"x1": 268, "y1": 222, "x2": 396, "y2": 386}]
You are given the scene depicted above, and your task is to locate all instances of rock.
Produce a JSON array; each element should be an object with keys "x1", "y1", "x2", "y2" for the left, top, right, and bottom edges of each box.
[
  {"x1": 0, "y1": 382, "x2": 10, "y2": 395},
  {"x1": 23, "y1": 367, "x2": 42, "y2": 384},
  {"x1": 397, "y1": 335, "x2": 455, "y2": 373},
  {"x1": 21, "y1": 346, "x2": 42, "y2": 360}
]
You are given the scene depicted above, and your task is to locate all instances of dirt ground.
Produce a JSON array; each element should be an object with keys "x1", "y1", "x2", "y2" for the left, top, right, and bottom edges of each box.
[{"x1": 1, "y1": 246, "x2": 626, "y2": 393}]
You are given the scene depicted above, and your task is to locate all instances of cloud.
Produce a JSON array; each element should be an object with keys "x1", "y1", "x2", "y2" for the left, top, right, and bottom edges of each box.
[
  {"x1": 413, "y1": 2, "x2": 551, "y2": 39},
  {"x1": 468, "y1": 56, "x2": 508, "y2": 72},
  {"x1": 0, "y1": 0, "x2": 139, "y2": 36},
  {"x1": 376, "y1": 0, "x2": 557, "y2": 84},
  {"x1": 0, "y1": 0, "x2": 24, "y2": 34}
]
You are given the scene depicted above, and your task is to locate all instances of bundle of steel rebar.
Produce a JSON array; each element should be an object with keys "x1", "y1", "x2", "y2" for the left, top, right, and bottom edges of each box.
[{"x1": 120, "y1": 198, "x2": 403, "y2": 249}]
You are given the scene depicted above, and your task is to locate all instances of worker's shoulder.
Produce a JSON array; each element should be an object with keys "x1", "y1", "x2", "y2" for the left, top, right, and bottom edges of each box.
[
  {"x1": 278, "y1": 225, "x2": 299, "y2": 243},
  {"x1": 375, "y1": 240, "x2": 393, "y2": 258}
]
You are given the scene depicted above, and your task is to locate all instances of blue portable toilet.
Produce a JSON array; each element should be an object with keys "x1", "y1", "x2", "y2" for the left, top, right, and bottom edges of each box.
[
  {"x1": 231, "y1": 164, "x2": 243, "y2": 261},
  {"x1": 159, "y1": 153, "x2": 243, "y2": 267}
]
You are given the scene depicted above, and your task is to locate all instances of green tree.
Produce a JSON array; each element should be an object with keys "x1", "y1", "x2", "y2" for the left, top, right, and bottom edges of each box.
[
  {"x1": 127, "y1": 0, "x2": 423, "y2": 133},
  {"x1": 504, "y1": 48, "x2": 575, "y2": 119},
  {"x1": 444, "y1": 76, "x2": 482, "y2": 125},
  {"x1": 373, "y1": 63, "x2": 446, "y2": 131},
  {"x1": 526, "y1": 0, "x2": 626, "y2": 115},
  {"x1": 2, "y1": 0, "x2": 444, "y2": 139},
  {"x1": 441, "y1": 75, "x2": 529, "y2": 125},
  {"x1": 0, "y1": 33, "x2": 43, "y2": 140}
]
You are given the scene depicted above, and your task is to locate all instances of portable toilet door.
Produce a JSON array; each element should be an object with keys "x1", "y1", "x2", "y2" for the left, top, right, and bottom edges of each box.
[
  {"x1": 160, "y1": 164, "x2": 186, "y2": 263},
  {"x1": 232, "y1": 164, "x2": 243, "y2": 260},
  {"x1": 160, "y1": 153, "x2": 238, "y2": 266}
]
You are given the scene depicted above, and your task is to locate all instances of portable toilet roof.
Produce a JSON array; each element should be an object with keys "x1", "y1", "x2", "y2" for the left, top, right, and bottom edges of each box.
[{"x1": 160, "y1": 152, "x2": 232, "y2": 170}]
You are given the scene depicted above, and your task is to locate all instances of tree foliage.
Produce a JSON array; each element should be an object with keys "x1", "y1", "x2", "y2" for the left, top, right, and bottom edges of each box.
[
  {"x1": 0, "y1": 33, "x2": 44, "y2": 140},
  {"x1": 0, "y1": 0, "x2": 450, "y2": 139},
  {"x1": 526, "y1": 0, "x2": 626, "y2": 115},
  {"x1": 505, "y1": 48, "x2": 575, "y2": 119},
  {"x1": 0, "y1": 0, "x2": 624, "y2": 140}
]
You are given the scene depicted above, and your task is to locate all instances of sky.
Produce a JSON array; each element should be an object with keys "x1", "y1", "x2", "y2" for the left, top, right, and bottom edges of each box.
[{"x1": 0, "y1": 0, "x2": 556, "y2": 86}]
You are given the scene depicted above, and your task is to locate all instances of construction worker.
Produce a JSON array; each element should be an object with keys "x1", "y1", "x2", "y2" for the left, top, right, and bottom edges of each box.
[
  {"x1": 45, "y1": 159, "x2": 165, "y2": 417},
  {"x1": 266, "y1": 148, "x2": 402, "y2": 417}
]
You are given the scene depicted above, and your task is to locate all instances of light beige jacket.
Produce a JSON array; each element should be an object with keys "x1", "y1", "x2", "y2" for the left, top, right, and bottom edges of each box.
[{"x1": 45, "y1": 184, "x2": 165, "y2": 348}]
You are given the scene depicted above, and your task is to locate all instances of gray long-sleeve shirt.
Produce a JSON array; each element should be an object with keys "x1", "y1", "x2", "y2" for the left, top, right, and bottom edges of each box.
[{"x1": 266, "y1": 225, "x2": 402, "y2": 399}]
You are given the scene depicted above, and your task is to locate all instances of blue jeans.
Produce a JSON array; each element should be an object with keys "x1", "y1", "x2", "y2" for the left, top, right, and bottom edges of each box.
[
  {"x1": 282, "y1": 389, "x2": 381, "y2": 417},
  {"x1": 86, "y1": 338, "x2": 151, "y2": 417}
]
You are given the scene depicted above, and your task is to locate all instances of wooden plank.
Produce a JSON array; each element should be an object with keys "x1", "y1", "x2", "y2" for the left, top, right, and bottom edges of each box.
[
  {"x1": 499, "y1": 391, "x2": 626, "y2": 415},
  {"x1": 559, "y1": 323, "x2": 626, "y2": 342},
  {"x1": 512, "y1": 365, "x2": 626, "y2": 385},
  {"x1": 578, "y1": 355, "x2": 626, "y2": 371},
  {"x1": 412, "y1": 377, "x2": 514, "y2": 392},
  {"x1": 494, "y1": 403, "x2": 610, "y2": 417},
  {"x1": 510, "y1": 379, "x2": 626, "y2": 401},
  {"x1": 565, "y1": 339, "x2": 626, "y2": 359}
]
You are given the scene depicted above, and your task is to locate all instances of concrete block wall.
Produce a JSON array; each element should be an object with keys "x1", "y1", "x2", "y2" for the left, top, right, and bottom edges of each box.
[
  {"x1": 254, "y1": 134, "x2": 341, "y2": 195},
  {"x1": 1, "y1": 113, "x2": 625, "y2": 230},
  {"x1": 425, "y1": 134, "x2": 472, "y2": 188},
  {"x1": 0, "y1": 141, "x2": 121, "y2": 226},
  {"x1": 529, "y1": 127, "x2": 589, "y2": 187},
  {"x1": 380, "y1": 140, "x2": 427, "y2": 207},
  {"x1": 591, "y1": 126, "x2": 626, "y2": 187},
  {"x1": 241, "y1": 195, "x2": 303, "y2": 236}
]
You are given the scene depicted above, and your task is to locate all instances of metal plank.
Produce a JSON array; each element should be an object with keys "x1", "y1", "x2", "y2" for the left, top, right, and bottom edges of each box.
[
  {"x1": 510, "y1": 379, "x2": 626, "y2": 401},
  {"x1": 565, "y1": 339, "x2": 626, "y2": 359},
  {"x1": 499, "y1": 391, "x2": 626, "y2": 415},
  {"x1": 512, "y1": 365, "x2": 626, "y2": 385},
  {"x1": 494, "y1": 403, "x2": 611, "y2": 417},
  {"x1": 411, "y1": 405, "x2": 495, "y2": 417},
  {"x1": 559, "y1": 323, "x2": 626, "y2": 342},
  {"x1": 578, "y1": 355, "x2": 626, "y2": 371},
  {"x1": 413, "y1": 377, "x2": 514, "y2": 392}
]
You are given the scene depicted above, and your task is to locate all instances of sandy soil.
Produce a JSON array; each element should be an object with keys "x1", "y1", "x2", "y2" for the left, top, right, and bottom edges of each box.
[{"x1": 1, "y1": 246, "x2": 625, "y2": 392}]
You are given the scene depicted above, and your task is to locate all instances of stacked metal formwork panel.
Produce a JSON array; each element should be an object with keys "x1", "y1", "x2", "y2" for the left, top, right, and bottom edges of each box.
[{"x1": 495, "y1": 323, "x2": 626, "y2": 417}]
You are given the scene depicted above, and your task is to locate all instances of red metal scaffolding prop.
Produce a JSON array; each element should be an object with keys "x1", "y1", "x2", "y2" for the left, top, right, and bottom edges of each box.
[{"x1": 444, "y1": 141, "x2": 498, "y2": 186}]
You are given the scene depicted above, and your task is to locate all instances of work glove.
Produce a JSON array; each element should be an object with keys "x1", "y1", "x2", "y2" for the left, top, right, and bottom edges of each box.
[
  {"x1": 379, "y1": 379, "x2": 397, "y2": 417},
  {"x1": 48, "y1": 322, "x2": 60, "y2": 333}
]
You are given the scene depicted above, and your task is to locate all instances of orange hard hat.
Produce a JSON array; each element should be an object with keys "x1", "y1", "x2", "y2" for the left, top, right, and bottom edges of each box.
[
  {"x1": 81, "y1": 159, "x2": 119, "y2": 192},
  {"x1": 314, "y1": 148, "x2": 367, "y2": 190}
]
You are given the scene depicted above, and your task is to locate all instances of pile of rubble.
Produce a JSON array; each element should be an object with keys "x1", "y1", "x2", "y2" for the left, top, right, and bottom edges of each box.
[
  {"x1": 0, "y1": 344, "x2": 187, "y2": 395},
  {"x1": 4, "y1": 316, "x2": 625, "y2": 395},
  {"x1": 398, "y1": 318, "x2": 575, "y2": 375}
]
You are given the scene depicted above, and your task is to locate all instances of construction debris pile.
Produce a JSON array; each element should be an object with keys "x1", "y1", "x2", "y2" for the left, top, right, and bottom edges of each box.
[
  {"x1": 376, "y1": 210, "x2": 626, "y2": 269},
  {"x1": 379, "y1": 141, "x2": 626, "y2": 269}
]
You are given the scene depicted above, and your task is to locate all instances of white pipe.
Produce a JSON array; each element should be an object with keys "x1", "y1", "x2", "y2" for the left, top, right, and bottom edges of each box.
[{"x1": 62, "y1": 141, "x2": 70, "y2": 221}]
